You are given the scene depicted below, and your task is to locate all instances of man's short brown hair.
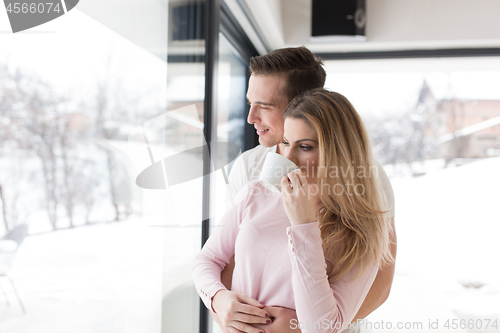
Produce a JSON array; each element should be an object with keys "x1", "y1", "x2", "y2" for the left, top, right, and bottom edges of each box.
[{"x1": 249, "y1": 46, "x2": 326, "y2": 103}]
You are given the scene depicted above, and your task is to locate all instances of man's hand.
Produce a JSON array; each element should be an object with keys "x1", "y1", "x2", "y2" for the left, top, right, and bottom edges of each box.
[
  {"x1": 251, "y1": 306, "x2": 301, "y2": 332},
  {"x1": 212, "y1": 290, "x2": 271, "y2": 333}
]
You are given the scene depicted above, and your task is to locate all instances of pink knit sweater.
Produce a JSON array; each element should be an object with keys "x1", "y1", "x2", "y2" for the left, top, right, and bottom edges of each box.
[{"x1": 193, "y1": 181, "x2": 378, "y2": 333}]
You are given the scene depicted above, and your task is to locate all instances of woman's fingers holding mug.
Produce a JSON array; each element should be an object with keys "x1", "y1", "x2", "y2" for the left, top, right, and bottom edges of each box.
[
  {"x1": 295, "y1": 170, "x2": 308, "y2": 187},
  {"x1": 287, "y1": 171, "x2": 301, "y2": 190},
  {"x1": 281, "y1": 176, "x2": 292, "y2": 196}
]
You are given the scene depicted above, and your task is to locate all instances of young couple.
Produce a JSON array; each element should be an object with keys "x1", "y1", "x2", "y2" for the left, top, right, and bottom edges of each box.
[{"x1": 193, "y1": 47, "x2": 397, "y2": 333}]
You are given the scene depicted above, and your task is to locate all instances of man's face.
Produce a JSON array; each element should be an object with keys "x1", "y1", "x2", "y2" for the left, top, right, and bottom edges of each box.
[{"x1": 246, "y1": 74, "x2": 289, "y2": 147}]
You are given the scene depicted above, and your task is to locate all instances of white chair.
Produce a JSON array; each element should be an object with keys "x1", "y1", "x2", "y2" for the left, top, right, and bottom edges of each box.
[{"x1": 0, "y1": 224, "x2": 28, "y2": 314}]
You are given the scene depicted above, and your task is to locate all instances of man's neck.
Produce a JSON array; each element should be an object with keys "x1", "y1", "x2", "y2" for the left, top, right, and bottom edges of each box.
[{"x1": 275, "y1": 143, "x2": 283, "y2": 156}]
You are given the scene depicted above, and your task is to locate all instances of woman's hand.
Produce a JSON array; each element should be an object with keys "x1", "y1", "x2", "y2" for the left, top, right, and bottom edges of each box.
[
  {"x1": 251, "y1": 306, "x2": 302, "y2": 332},
  {"x1": 212, "y1": 289, "x2": 271, "y2": 333},
  {"x1": 281, "y1": 171, "x2": 317, "y2": 226}
]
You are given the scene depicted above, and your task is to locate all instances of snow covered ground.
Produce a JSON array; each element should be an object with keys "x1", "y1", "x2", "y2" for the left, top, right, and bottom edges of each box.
[
  {"x1": 0, "y1": 157, "x2": 499, "y2": 333},
  {"x1": 0, "y1": 219, "x2": 170, "y2": 333},
  {"x1": 367, "y1": 156, "x2": 500, "y2": 332}
]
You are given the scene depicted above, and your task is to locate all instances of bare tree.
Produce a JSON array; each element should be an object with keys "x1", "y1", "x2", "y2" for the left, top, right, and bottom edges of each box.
[
  {"x1": 366, "y1": 109, "x2": 437, "y2": 176},
  {"x1": 366, "y1": 80, "x2": 439, "y2": 176},
  {"x1": 1, "y1": 48, "x2": 161, "y2": 231},
  {"x1": 93, "y1": 56, "x2": 136, "y2": 221},
  {"x1": 1, "y1": 66, "x2": 104, "y2": 230}
]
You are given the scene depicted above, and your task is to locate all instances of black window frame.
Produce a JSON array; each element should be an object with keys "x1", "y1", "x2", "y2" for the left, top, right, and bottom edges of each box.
[{"x1": 199, "y1": 1, "x2": 259, "y2": 333}]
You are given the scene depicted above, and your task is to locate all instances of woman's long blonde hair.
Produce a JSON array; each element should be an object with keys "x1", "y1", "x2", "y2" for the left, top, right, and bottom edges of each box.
[{"x1": 284, "y1": 88, "x2": 394, "y2": 282}]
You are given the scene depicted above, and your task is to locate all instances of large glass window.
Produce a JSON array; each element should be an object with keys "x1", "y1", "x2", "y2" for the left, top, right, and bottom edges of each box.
[
  {"x1": 324, "y1": 56, "x2": 500, "y2": 326},
  {"x1": 1, "y1": 0, "x2": 257, "y2": 331},
  {"x1": 155, "y1": 1, "x2": 207, "y2": 332},
  {"x1": 210, "y1": 34, "x2": 249, "y2": 220},
  {"x1": 0, "y1": 8, "x2": 167, "y2": 333}
]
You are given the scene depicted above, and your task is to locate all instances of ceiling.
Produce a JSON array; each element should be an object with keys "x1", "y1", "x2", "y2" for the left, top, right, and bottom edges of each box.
[
  {"x1": 78, "y1": 0, "x2": 500, "y2": 60},
  {"x1": 242, "y1": 0, "x2": 500, "y2": 53}
]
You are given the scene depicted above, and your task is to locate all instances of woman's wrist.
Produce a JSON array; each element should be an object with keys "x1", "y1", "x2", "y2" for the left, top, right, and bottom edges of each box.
[{"x1": 211, "y1": 289, "x2": 228, "y2": 313}]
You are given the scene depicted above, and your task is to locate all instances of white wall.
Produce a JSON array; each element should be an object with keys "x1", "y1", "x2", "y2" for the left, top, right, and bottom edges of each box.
[
  {"x1": 278, "y1": 0, "x2": 500, "y2": 52},
  {"x1": 78, "y1": 0, "x2": 169, "y2": 60},
  {"x1": 367, "y1": 1, "x2": 500, "y2": 43}
]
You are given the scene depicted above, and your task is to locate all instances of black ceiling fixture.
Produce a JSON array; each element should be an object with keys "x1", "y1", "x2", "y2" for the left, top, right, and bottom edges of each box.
[{"x1": 311, "y1": 0, "x2": 366, "y2": 40}]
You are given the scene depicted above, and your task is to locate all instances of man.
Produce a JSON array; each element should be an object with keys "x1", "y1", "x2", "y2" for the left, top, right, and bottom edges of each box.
[{"x1": 214, "y1": 46, "x2": 397, "y2": 332}]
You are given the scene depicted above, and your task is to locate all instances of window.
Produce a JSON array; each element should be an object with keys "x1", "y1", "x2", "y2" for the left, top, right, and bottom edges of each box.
[
  {"x1": 324, "y1": 55, "x2": 500, "y2": 325},
  {"x1": 0, "y1": 8, "x2": 167, "y2": 332}
]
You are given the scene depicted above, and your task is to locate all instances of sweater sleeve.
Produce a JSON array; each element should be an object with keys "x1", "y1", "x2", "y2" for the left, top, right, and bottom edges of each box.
[
  {"x1": 193, "y1": 181, "x2": 254, "y2": 311},
  {"x1": 287, "y1": 222, "x2": 378, "y2": 333}
]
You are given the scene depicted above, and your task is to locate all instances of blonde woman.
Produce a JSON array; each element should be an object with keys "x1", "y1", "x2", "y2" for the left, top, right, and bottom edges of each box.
[{"x1": 193, "y1": 89, "x2": 394, "y2": 333}]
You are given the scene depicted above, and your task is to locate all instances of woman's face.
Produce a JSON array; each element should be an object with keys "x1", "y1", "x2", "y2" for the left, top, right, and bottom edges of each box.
[{"x1": 282, "y1": 117, "x2": 320, "y2": 185}]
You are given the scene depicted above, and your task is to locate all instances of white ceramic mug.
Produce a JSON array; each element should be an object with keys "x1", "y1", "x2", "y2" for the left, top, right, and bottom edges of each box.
[{"x1": 259, "y1": 152, "x2": 300, "y2": 193}]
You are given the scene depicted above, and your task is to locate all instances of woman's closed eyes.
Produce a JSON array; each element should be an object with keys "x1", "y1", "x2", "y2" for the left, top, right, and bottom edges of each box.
[
  {"x1": 282, "y1": 138, "x2": 316, "y2": 151},
  {"x1": 282, "y1": 141, "x2": 313, "y2": 151}
]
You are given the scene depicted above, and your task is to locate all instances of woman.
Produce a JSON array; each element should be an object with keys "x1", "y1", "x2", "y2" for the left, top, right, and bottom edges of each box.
[{"x1": 193, "y1": 89, "x2": 394, "y2": 333}]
